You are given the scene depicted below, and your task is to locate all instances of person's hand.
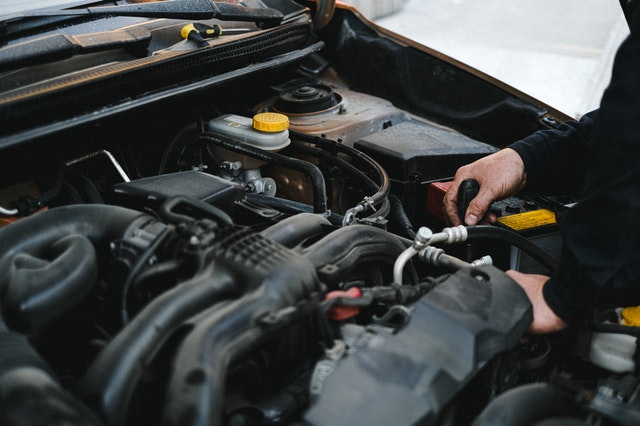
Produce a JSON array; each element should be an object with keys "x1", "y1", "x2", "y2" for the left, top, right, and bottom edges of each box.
[
  {"x1": 505, "y1": 270, "x2": 567, "y2": 334},
  {"x1": 443, "y1": 148, "x2": 527, "y2": 225}
]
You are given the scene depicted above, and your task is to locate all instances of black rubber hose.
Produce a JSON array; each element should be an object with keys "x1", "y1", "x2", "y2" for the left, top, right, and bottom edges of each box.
[
  {"x1": 371, "y1": 197, "x2": 391, "y2": 222},
  {"x1": 286, "y1": 140, "x2": 392, "y2": 224},
  {"x1": 290, "y1": 130, "x2": 390, "y2": 214},
  {"x1": 197, "y1": 132, "x2": 328, "y2": 214},
  {"x1": 392, "y1": 225, "x2": 557, "y2": 273},
  {"x1": 260, "y1": 212, "x2": 332, "y2": 248},
  {"x1": 0, "y1": 205, "x2": 149, "y2": 261},
  {"x1": 163, "y1": 252, "x2": 319, "y2": 426},
  {"x1": 245, "y1": 193, "x2": 344, "y2": 226},
  {"x1": 303, "y1": 224, "x2": 417, "y2": 285},
  {"x1": 287, "y1": 142, "x2": 379, "y2": 193},
  {"x1": 0, "y1": 205, "x2": 147, "y2": 426},
  {"x1": 0, "y1": 205, "x2": 149, "y2": 332},
  {"x1": 2, "y1": 234, "x2": 98, "y2": 333},
  {"x1": 163, "y1": 292, "x2": 273, "y2": 426},
  {"x1": 472, "y1": 383, "x2": 583, "y2": 426},
  {"x1": 78, "y1": 267, "x2": 239, "y2": 426},
  {"x1": 0, "y1": 319, "x2": 101, "y2": 426},
  {"x1": 66, "y1": 171, "x2": 104, "y2": 204},
  {"x1": 466, "y1": 225, "x2": 558, "y2": 272},
  {"x1": 389, "y1": 194, "x2": 416, "y2": 239}
]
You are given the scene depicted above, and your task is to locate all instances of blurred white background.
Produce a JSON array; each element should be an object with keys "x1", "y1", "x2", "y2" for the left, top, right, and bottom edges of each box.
[{"x1": 371, "y1": 0, "x2": 629, "y2": 118}]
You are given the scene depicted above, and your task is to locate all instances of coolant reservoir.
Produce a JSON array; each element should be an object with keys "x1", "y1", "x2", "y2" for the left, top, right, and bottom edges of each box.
[
  {"x1": 207, "y1": 113, "x2": 290, "y2": 169},
  {"x1": 588, "y1": 306, "x2": 640, "y2": 373}
]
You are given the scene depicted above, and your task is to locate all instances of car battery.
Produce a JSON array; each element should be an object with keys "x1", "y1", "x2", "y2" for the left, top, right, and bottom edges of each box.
[
  {"x1": 426, "y1": 179, "x2": 574, "y2": 273},
  {"x1": 493, "y1": 195, "x2": 578, "y2": 273}
]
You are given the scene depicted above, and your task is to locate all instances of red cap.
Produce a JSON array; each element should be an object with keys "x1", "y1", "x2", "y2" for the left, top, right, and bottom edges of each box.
[{"x1": 326, "y1": 287, "x2": 362, "y2": 321}]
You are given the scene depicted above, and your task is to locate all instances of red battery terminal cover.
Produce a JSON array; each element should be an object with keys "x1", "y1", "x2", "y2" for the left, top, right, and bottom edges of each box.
[
  {"x1": 426, "y1": 181, "x2": 452, "y2": 221},
  {"x1": 325, "y1": 287, "x2": 362, "y2": 320}
]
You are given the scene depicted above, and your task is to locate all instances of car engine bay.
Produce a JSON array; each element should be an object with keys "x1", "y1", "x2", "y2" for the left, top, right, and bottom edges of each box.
[{"x1": 0, "y1": 1, "x2": 639, "y2": 425}]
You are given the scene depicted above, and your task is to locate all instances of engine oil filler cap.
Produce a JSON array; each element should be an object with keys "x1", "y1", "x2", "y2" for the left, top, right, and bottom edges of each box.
[
  {"x1": 621, "y1": 306, "x2": 640, "y2": 326},
  {"x1": 253, "y1": 112, "x2": 289, "y2": 133}
]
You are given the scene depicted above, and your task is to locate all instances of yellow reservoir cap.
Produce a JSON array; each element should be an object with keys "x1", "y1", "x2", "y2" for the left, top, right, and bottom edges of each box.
[
  {"x1": 253, "y1": 112, "x2": 289, "y2": 133},
  {"x1": 621, "y1": 306, "x2": 640, "y2": 326}
]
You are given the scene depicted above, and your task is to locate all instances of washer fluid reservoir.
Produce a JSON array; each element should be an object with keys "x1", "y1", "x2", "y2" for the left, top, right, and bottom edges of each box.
[{"x1": 207, "y1": 113, "x2": 290, "y2": 169}]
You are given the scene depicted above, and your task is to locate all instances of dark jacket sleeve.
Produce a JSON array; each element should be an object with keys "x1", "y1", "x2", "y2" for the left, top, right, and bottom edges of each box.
[
  {"x1": 509, "y1": 3, "x2": 640, "y2": 324},
  {"x1": 508, "y1": 112, "x2": 593, "y2": 195}
]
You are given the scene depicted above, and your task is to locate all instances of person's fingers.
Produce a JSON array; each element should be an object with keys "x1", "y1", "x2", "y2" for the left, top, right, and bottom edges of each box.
[
  {"x1": 443, "y1": 202, "x2": 462, "y2": 226},
  {"x1": 443, "y1": 198, "x2": 461, "y2": 226},
  {"x1": 442, "y1": 178, "x2": 463, "y2": 225},
  {"x1": 443, "y1": 148, "x2": 526, "y2": 225},
  {"x1": 463, "y1": 188, "x2": 494, "y2": 225},
  {"x1": 486, "y1": 211, "x2": 498, "y2": 224}
]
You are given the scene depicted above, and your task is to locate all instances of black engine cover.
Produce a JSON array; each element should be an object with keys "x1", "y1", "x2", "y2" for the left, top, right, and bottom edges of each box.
[{"x1": 305, "y1": 265, "x2": 532, "y2": 425}]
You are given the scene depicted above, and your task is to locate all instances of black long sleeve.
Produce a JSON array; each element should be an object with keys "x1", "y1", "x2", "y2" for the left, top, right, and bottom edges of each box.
[
  {"x1": 506, "y1": 4, "x2": 640, "y2": 324},
  {"x1": 509, "y1": 111, "x2": 592, "y2": 195}
]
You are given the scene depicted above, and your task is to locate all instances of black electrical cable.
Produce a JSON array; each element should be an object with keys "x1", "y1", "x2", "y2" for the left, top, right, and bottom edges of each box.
[{"x1": 197, "y1": 132, "x2": 328, "y2": 214}]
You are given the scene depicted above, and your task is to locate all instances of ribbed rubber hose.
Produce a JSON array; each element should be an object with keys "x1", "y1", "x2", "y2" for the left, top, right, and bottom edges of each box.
[
  {"x1": 0, "y1": 204, "x2": 148, "y2": 426},
  {"x1": 0, "y1": 205, "x2": 149, "y2": 332}
]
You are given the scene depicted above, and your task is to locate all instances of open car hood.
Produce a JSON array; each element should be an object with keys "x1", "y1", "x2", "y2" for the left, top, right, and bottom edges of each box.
[{"x1": 0, "y1": 1, "x2": 636, "y2": 425}]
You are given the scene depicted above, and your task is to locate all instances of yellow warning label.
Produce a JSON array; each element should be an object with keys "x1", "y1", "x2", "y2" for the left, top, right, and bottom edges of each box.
[{"x1": 497, "y1": 208, "x2": 556, "y2": 231}]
